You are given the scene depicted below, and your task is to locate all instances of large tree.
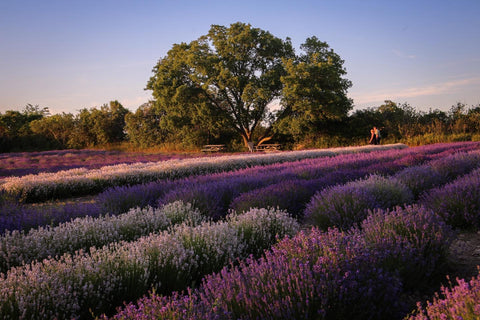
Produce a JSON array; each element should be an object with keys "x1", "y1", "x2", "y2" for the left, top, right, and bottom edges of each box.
[
  {"x1": 147, "y1": 22, "x2": 294, "y2": 146},
  {"x1": 147, "y1": 22, "x2": 352, "y2": 147},
  {"x1": 276, "y1": 36, "x2": 353, "y2": 140}
]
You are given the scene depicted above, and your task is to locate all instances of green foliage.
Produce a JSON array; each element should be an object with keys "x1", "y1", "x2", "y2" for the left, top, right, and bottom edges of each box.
[
  {"x1": 147, "y1": 24, "x2": 356, "y2": 148},
  {"x1": 68, "y1": 100, "x2": 130, "y2": 148},
  {"x1": 29, "y1": 113, "x2": 75, "y2": 148},
  {"x1": 276, "y1": 37, "x2": 353, "y2": 142},
  {"x1": 0, "y1": 104, "x2": 50, "y2": 152},
  {"x1": 147, "y1": 22, "x2": 295, "y2": 146},
  {"x1": 125, "y1": 102, "x2": 165, "y2": 148}
]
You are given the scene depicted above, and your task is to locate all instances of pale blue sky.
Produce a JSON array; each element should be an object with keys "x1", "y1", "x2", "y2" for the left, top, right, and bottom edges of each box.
[{"x1": 1, "y1": 0, "x2": 479, "y2": 115}]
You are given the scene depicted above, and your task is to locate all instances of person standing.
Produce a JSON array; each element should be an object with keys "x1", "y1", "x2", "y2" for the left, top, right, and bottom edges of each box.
[
  {"x1": 369, "y1": 128, "x2": 377, "y2": 144},
  {"x1": 374, "y1": 126, "x2": 381, "y2": 144}
]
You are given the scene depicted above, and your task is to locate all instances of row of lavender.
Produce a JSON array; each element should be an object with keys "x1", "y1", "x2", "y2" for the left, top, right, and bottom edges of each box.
[
  {"x1": 2, "y1": 142, "x2": 477, "y2": 233},
  {"x1": 105, "y1": 146, "x2": 480, "y2": 319},
  {"x1": 1, "y1": 142, "x2": 480, "y2": 318},
  {"x1": 0, "y1": 207, "x2": 299, "y2": 319},
  {"x1": 107, "y1": 141, "x2": 480, "y2": 220},
  {"x1": 0, "y1": 149, "x2": 199, "y2": 179},
  {"x1": 0, "y1": 144, "x2": 404, "y2": 202},
  {"x1": 106, "y1": 205, "x2": 452, "y2": 320},
  {"x1": 1, "y1": 142, "x2": 476, "y2": 273}
]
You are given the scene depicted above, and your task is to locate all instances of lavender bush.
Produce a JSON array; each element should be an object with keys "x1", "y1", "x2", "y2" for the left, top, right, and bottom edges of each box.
[
  {"x1": 393, "y1": 165, "x2": 444, "y2": 199},
  {"x1": 0, "y1": 201, "x2": 204, "y2": 273},
  {"x1": 3, "y1": 145, "x2": 397, "y2": 202},
  {"x1": 304, "y1": 175, "x2": 413, "y2": 230},
  {"x1": 428, "y1": 150, "x2": 480, "y2": 181},
  {"x1": 97, "y1": 179, "x2": 177, "y2": 215},
  {"x1": 226, "y1": 207, "x2": 300, "y2": 257},
  {"x1": 229, "y1": 179, "x2": 322, "y2": 218},
  {"x1": 228, "y1": 168, "x2": 371, "y2": 218},
  {"x1": 394, "y1": 150, "x2": 480, "y2": 199},
  {"x1": 0, "y1": 207, "x2": 297, "y2": 319},
  {"x1": 420, "y1": 167, "x2": 480, "y2": 229},
  {"x1": 407, "y1": 269, "x2": 480, "y2": 319},
  {"x1": 360, "y1": 205, "x2": 454, "y2": 290},
  {"x1": 0, "y1": 149, "x2": 198, "y2": 178},
  {"x1": 108, "y1": 228, "x2": 404, "y2": 320},
  {"x1": 0, "y1": 201, "x2": 102, "y2": 234},
  {"x1": 157, "y1": 175, "x2": 267, "y2": 220}
]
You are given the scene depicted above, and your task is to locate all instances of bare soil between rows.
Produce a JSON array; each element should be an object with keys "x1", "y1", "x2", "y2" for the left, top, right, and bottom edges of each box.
[{"x1": 447, "y1": 231, "x2": 480, "y2": 280}]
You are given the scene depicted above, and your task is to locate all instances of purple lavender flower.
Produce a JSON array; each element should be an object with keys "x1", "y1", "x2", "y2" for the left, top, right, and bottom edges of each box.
[
  {"x1": 304, "y1": 175, "x2": 413, "y2": 230},
  {"x1": 0, "y1": 201, "x2": 102, "y2": 234},
  {"x1": 420, "y1": 167, "x2": 480, "y2": 229},
  {"x1": 360, "y1": 205, "x2": 454, "y2": 290},
  {"x1": 394, "y1": 165, "x2": 443, "y2": 199},
  {"x1": 109, "y1": 227, "x2": 403, "y2": 320},
  {"x1": 408, "y1": 268, "x2": 480, "y2": 319}
]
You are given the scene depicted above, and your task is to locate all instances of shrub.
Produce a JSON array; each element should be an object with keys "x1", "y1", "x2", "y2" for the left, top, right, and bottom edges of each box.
[
  {"x1": 394, "y1": 165, "x2": 444, "y2": 199},
  {"x1": 229, "y1": 169, "x2": 375, "y2": 218},
  {"x1": 428, "y1": 150, "x2": 480, "y2": 181},
  {"x1": 158, "y1": 176, "x2": 264, "y2": 220},
  {"x1": 97, "y1": 179, "x2": 176, "y2": 215},
  {"x1": 408, "y1": 268, "x2": 480, "y2": 320},
  {"x1": 360, "y1": 205, "x2": 454, "y2": 290},
  {"x1": 304, "y1": 175, "x2": 413, "y2": 230},
  {"x1": 226, "y1": 207, "x2": 300, "y2": 257},
  {"x1": 0, "y1": 207, "x2": 296, "y2": 319},
  {"x1": 0, "y1": 201, "x2": 102, "y2": 234},
  {"x1": 108, "y1": 228, "x2": 404, "y2": 320},
  {"x1": 420, "y1": 168, "x2": 480, "y2": 229},
  {"x1": 229, "y1": 179, "x2": 320, "y2": 218}
]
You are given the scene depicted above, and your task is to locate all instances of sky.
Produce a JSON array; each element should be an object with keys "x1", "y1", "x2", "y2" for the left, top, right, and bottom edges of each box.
[{"x1": 1, "y1": 0, "x2": 479, "y2": 115}]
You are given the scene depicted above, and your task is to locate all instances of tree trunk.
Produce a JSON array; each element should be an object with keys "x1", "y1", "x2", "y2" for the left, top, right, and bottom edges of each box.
[
  {"x1": 241, "y1": 131, "x2": 252, "y2": 147},
  {"x1": 257, "y1": 136, "x2": 272, "y2": 145}
]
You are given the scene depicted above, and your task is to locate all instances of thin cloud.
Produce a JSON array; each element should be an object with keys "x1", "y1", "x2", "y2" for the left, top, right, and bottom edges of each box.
[
  {"x1": 352, "y1": 77, "x2": 480, "y2": 105},
  {"x1": 392, "y1": 49, "x2": 416, "y2": 59}
]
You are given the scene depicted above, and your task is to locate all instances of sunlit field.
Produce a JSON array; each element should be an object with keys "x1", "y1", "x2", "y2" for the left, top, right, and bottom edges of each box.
[
  {"x1": 0, "y1": 149, "x2": 213, "y2": 179},
  {"x1": 1, "y1": 141, "x2": 480, "y2": 319}
]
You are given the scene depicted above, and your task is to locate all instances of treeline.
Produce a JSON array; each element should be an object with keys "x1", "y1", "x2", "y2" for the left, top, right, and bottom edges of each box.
[{"x1": 1, "y1": 100, "x2": 479, "y2": 153}]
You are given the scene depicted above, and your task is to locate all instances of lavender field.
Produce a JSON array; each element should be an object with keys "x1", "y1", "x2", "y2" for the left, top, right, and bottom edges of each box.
[
  {"x1": 0, "y1": 149, "x2": 210, "y2": 180},
  {"x1": 1, "y1": 142, "x2": 480, "y2": 319}
]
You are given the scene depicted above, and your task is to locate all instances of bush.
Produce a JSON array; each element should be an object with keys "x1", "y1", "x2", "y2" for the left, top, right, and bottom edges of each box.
[
  {"x1": 158, "y1": 176, "x2": 263, "y2": 219},
  {"x1": 304, "y1": 175, "x2": 413, "y2": 230},
  {"x1": 226, "y1": 207, "x2": 300, "y2": 257},
  {"x1": 360, "y1": 205, "x2": 454, "y2": 290},
  {"x1": 229, "y1": 169, "x2": 375, "y2": 218},
  {"x1": 420, "y1": 168, "x2": 480, "y2": 229},
  {"x1": 394, "y1": 165, "x2": 443, "y2": 199},
  {"x1": 229, "y1": 179, "x2": 320, "y2": 218},
  {"x1": 428, "y1": 150, "x2": 480, "y2": 181},
  {"x1": 0, "y1": 207, "x2": 296, "y2": 319},
  {"x1": 97, "y1": 180, "x2": 175, "y2": 215},
  {"x1": 109, "y1": 228, "x2": 404, "y2": 320},
  {"x1": 408, "y1": 268, "x2": 480, "y2": 320}
]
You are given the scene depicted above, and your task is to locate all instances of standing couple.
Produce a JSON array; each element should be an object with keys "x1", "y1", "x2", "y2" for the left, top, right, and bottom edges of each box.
[{"x1": 369, "y1": 126, "x2": 381, "y2": 145}]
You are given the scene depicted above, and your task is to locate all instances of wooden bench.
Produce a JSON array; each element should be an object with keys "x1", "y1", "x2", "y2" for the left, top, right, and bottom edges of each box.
[
  {"x1": 255, "y1": 144, "x2": 281, "y2": 152},
  {"x1": 201, "y1": 144, "x2": 226, "y2": 152}
]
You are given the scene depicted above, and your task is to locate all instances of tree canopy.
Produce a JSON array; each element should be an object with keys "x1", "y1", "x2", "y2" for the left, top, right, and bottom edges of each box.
[
  {"x1": 146, "y1": 22, "x2": 352, "y2": 147},
  {"x1": 276, "y1": 36, "x2": 353, "y2": 141}
]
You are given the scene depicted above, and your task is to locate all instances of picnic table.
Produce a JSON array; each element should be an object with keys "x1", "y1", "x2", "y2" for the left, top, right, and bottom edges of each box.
[
  {"x1": 201, "y1": 144, "x2": 226, "y2": 152},
  {"x1": 255, "y1": 144, "x2": 282, "y2": 152}
]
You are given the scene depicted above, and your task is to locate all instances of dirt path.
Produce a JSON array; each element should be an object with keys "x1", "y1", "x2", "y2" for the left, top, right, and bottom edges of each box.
[{"x1": 448, "y1": 231, "x2": 480, "y2": 280}]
